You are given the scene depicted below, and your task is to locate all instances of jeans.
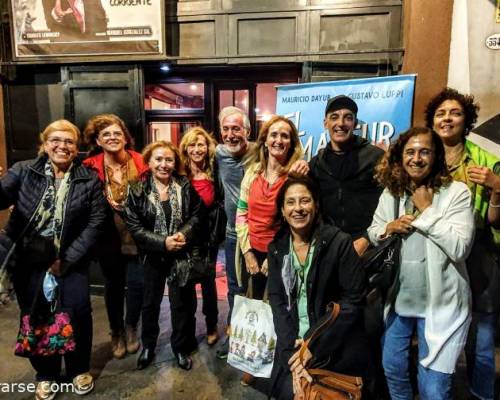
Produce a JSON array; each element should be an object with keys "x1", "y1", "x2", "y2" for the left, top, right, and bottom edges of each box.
[
  {"x1": 382, "y1": 312, "x2": 453, "y2": 400},
  {"x1": 225, "y1": 237, "x2": 245, "y2": 325},
  {"x1": 465, "y1": 311, "x2": 499, "y2": 400}
]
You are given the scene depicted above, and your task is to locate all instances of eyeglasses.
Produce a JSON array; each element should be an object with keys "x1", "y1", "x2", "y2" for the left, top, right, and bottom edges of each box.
[
  {"x1": 403, "y1": 148, "x2": 433, "y2": 158},
  {"x1": 99, "y1": 131, "x2": 124, "y2": 139},
  {"x1": 47, "y1": 137, "x2": 77, "y2": 147}
]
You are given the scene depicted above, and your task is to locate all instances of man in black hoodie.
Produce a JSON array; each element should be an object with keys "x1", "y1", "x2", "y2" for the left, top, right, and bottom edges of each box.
[
  {"x1": 309, "y1": 95, "x2": 385, "y2": 398},
  {"x1": 309, "y1": 95, "x2": 384, "y2": 257}
]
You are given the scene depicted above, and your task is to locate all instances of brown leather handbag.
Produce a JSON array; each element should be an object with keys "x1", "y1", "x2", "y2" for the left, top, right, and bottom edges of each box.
[{"x1": 295, "y1": 303, "x2": 363, "y2": 400}]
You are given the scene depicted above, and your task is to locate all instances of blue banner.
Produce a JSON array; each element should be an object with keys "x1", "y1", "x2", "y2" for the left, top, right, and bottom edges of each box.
[{"x1": 276, "y1": 75, "x2": 416, "y2": 160}]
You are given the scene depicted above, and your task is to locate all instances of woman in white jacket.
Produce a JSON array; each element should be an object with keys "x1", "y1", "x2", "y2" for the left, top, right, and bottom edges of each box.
[{"x1": 368, "y1": 127, "x2": 475, "y2": 400}]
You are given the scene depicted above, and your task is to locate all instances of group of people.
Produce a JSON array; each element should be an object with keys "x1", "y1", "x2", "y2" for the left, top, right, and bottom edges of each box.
[{"x1": 1, "y1": 87, "x2": 499, "y2": 400}]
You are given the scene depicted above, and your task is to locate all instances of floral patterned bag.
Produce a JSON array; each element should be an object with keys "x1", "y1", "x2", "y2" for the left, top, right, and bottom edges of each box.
[{"x1": 14, "y1": 278, "x2": 76, "y2": 358}]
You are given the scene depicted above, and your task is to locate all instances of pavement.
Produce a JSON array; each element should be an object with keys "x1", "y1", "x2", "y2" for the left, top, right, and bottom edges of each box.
[
  {"x1": 1, "y1": 254, "x2": 500, "y2": 399},
  {"x1": 0, "y1": 293, "x2": 269, "y2": 400}
]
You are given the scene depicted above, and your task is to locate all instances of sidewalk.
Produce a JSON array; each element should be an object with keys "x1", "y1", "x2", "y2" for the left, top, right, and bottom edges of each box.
[{"x1": 0, "y1": 293, "x2": 268, "y2": 400}]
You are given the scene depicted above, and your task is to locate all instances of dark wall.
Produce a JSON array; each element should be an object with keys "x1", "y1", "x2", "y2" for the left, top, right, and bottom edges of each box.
[{"x1": 3, "y1": 64, "x2": 145, "y2": 165}]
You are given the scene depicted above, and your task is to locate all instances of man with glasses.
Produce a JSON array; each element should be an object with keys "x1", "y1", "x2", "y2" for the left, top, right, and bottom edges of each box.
[{"x1": 83, "y1": 114, "x2": 148, "y2": 360}]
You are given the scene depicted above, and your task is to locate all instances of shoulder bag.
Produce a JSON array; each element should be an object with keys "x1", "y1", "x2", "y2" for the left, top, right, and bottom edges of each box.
[
  {"x1": 361, "y1": 196, "x2": 402, "y2": 297},
  {"x1": 296, "y1": 303, "x2": 363, "y2": 400}
]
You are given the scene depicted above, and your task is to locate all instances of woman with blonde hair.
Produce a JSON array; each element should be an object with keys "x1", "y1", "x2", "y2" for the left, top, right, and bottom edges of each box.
[
  {"x1": 180, "y1": 127, "x2": 225, "y2": 346},
  {"x1": 0, "y1": 120, "x2": 106, "y2": 399},
  {"x1": 235, "y1": 115, "x2": 304, "y2": 385},
  {"x1": 124, "y1": 141, "x2": 203, "y2": 371}
]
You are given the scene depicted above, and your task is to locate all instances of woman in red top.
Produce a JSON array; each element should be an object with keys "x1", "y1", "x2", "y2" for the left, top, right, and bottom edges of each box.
[
  {"x1": 180, "y1": 127, "x2": 225, "y2": 346},
  {"x1": 234, "y1": 115, "x2": 304, "y2": 384}
]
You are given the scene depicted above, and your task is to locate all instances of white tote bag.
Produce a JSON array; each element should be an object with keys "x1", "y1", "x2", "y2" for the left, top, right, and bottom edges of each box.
[{"x1": 227, "y1": 294, "x2": 277, "y2": 378}]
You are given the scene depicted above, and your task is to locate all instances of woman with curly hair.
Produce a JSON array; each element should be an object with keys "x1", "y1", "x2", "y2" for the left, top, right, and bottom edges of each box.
[
  {"x1": 83, "y1": 114, "x2": 148, "y2": 359},
  {"x1": 425, "y1": 88, "x2": 500, "y2": 400},
  {"x1": 368, "y1": 127, "x2": 475, "y2": 400},
  {"x1": 179, "y1": 127, "x2": 224, "y2": 346}
]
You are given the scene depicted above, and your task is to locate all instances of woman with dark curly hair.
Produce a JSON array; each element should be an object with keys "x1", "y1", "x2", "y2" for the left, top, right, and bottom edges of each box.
[
  {"x1": 368, "y1": 127, "x2": 475, "y2": 400},
  {"x1": 425, "y1": 88, "x2": 500, "y2": 400}
]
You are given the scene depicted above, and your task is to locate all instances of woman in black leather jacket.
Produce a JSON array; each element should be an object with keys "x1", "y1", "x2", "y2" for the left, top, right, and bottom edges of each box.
[
  {"x1": 124, "y1": 140, "x2": 203, "y2": 371},
  {"x1": 267, "y1": 175, "x2": 370, "y2": 399},
  {"x1": 0, "y1": 119, "x2": 106, "y2": 399}
]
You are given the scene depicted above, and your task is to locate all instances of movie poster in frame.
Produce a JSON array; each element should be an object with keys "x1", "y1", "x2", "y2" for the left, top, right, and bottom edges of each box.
[{"x1": 9, "y1": 0, "x2": 165, "y2": 62}]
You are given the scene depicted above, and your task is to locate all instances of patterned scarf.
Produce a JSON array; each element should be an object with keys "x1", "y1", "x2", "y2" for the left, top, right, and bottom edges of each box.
[
  {"x1": 148, "y1": 175, "x2": 192, "y2": 285},
  {"x1": 32, "y1": 160, "x2": 73, "y2": 254},
  {"x1": 148, "y1": 175, "x2": 182, "y2": 236}
]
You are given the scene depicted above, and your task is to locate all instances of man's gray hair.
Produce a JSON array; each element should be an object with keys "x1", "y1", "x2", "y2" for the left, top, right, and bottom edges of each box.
[{"x1": 218, "y1": 106, "x2": 251, "y2": 132}]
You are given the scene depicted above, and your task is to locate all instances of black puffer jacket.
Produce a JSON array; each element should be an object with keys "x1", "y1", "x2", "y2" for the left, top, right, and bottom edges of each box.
[
  {"x1": 124, "y1": 173, "x2": 203, "y2": 263},
  {"x1": 0, "y1": 154, "x2": 107, "y2": 274},
  {"x1": 309, "y1": 136, "x2": 383, "y2": 240},
  {"x1": 268, "y1": 221, "x2": 369, "y2": 375}
]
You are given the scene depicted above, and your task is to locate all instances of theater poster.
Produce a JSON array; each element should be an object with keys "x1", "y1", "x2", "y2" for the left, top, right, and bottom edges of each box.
[
  {"x1": 276, "y1": 75, "x2": 416, "y2": 161},
  {"x1": 9, "y1": 0, "x2": 165, "y2": 61}
]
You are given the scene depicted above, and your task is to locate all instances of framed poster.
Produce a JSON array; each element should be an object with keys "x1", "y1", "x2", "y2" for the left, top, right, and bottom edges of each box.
[{"x1": 9, "y1": 0, "x2": 165, "y2": 62}]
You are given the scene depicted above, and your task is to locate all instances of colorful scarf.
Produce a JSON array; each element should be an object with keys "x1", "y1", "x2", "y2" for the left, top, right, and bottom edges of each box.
[{"x1": 32, "y1": 160, "x2": 73, "y2": 254}]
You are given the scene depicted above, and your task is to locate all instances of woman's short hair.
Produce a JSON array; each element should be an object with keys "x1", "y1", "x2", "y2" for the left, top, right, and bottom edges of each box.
[
  {"x1": 83, "y1": 114, "x2": 134, "y2": 155},
  {"x1": 179, "y1": 127, "x2": 217, "y2": 181},
  {"x1": 273, "y1": 174, "x2": 320, "y2": 228},
  {"x1": 246, "y1": 115, "x2": 304, "y2": 174},
  {"x1": 142, "y1": 140, "x2": 182, "y2": 174},
  {"x1": 38, "y1": 119, "x2": 81, "y2": 155},
  {"x1": 424, "y1": 87, "x2": 479, "y2": 135},
  {"x1": 374, "y1": 127, "x2": 451, "y2": 197}
]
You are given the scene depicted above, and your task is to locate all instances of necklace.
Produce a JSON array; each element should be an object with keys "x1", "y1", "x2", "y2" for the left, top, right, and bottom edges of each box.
[
  {"x1": 445, "y1": 144, "x2": 464, "y2": 168},
  {"x1": 264, "y1": 169, "x2": 280, "y2": 186},
  {"x1": 154, "y1": 179, "x2": 170, "y2": 193}
]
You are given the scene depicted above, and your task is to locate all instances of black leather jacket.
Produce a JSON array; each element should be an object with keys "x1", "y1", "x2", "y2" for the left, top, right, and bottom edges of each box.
[
  {"x1": 0, "y1": 154, "x2": 107, "y2": 275},
  {"x1": 124, "y1": 173, "x2": 203, "y2": 263}
]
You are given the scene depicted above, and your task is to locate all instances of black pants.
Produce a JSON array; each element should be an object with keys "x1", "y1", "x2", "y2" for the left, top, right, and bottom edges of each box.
[
  {"x1": 141, "y1": 258, "x2": 197, "y2": 355},
  {"x1": 194, "y1": 246, "x2": 219, "y2": 333},
  {"x1": 99, "y1": 239, "x2": 144, "y2": 334},
  {"x1": 197, "y1": 275, "x2": 218, "y2": 333},
  {"x1": 13, "y1": 267, "x2": 93, "y2": 381}
]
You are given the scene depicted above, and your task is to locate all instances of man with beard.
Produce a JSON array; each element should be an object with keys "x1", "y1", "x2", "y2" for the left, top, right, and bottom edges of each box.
[
  {"x1": 214, "y1": 106, "x2": 254, "y2": 359},
  {"x1": 215, "y1": 107, "x2": 308, "y2": 359}
]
